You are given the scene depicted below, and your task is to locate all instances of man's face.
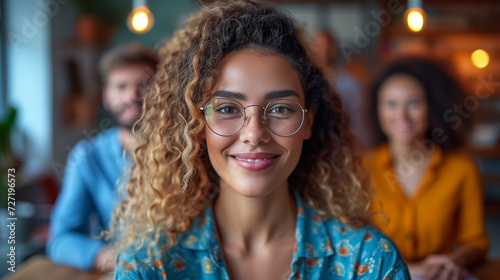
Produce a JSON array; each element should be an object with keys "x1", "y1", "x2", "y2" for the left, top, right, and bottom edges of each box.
[{"x1": 103, "y1": 64, "x2": 154, "y2": 128}]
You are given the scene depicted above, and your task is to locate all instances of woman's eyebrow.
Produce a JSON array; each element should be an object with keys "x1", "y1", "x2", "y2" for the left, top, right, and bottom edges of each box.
[
  {"x1": 213, "y1": 89, "x2": 299, "y2": 100},
  {"x1": 264, "y1": 90, "x2": 299, "y2": 100},
  {"x1": 214, "y1": 90, "x2": 246, "y2": 100}
]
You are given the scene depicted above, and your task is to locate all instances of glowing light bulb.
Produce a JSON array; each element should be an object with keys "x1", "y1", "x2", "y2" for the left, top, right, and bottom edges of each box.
[
  {"x1": 407, "y1": 10, "x2": 424, "y2": 32},
  {"x1": 132, "y1": 11, "x2": 148, "y2": 32},
  {"x1": 471, "y1": 49, "x2": 489, "y2": 69},
  {"x1": 127, "y1": 6, "x2": 154, "y2": 34}
]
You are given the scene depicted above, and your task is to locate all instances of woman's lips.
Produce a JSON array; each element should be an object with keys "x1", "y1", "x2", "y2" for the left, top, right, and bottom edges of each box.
[
  {"x1": 230, "y1": 153, "x2": 280, "y2": 171},
  {"x1": 393, "y1": 122, "x2": 413, "y2": 133}
]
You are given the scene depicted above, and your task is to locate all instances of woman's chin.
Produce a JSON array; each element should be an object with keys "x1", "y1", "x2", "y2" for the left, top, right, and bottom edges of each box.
[
  {"x1": 220, "y1": 180, "x2": 286, "y2": 199},
  {"x1": 389, "y1": 133, "x2": 423, "y2": 146},
  {"x1": 230, "y1": 186, "x2": 278, "y2": 198}
]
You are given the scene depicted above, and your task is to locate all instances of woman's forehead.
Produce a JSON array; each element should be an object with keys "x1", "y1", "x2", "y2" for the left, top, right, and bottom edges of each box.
[
  {"x1": 211, "y1": 49, "x2": 305, "y2": 102},
  {"x1": 379, "y1": 74, "x2": 426, "y2": 99}
]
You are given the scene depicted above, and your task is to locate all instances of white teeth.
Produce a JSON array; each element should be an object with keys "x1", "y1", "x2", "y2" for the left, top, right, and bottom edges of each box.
[{"x1": 234, "y1": 157, "x2": 267, "y2": 162}]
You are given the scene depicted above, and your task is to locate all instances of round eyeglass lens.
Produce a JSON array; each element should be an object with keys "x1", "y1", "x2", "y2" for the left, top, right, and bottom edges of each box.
[
  {"x1": 204, "y1": 98, "x2": 245, "y2": 136},
  {"x1": 264, "y1": 100, "x2": 304, "y2": 136},
  {"x1": 203, "y1": 98, "x2": 305, "y2": 136}
]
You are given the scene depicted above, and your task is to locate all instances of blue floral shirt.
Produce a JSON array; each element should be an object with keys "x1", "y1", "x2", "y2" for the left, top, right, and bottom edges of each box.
[{"x1": 115, "y1": 194, "x2": 410, "y2": 279}]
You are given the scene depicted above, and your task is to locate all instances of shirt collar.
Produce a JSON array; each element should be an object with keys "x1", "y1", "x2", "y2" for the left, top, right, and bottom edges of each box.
[
  {"x1": 293, "y1": 192, "x2": 335, "y2": 258},
  {"x1": 179, "y1": 192, "x2": 335, "y2": 258},
  {"x1": 429, "y1": 145, "x2": 443, "y2": 170},
  {"x1": 179, "y1": 205, "x2": 218, "y2": 250},
  {"x1": 378, "y1": 142, "x2": 443, "y2": 171},
  {"x1": 378, "y1": 143, "x2": 392, "y2": 168}
]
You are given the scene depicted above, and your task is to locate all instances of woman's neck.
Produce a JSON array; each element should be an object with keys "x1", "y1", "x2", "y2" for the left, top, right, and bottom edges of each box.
[
  {"x1": 214, "y1": 183, "x2": 297, "y2": 252},
  {"x1": 389, "y1": 141, "x2": 423, "y2": 162},
  {"x1": 388, "y1": 140, "x2": 432, "y2": 177}
]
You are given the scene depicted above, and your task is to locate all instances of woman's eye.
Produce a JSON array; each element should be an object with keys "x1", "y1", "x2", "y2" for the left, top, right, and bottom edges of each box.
[
  {"x1": 384, "y1": 101, "x2": 396, "y2": 108},
  {"x1": 269, "y1": 105, "x2": 294, "y2": 114},
  {"x1": 217, "y1": 105, "x2": 240, "y2": 114},
  {"x1": 408, "y1": 100, "x2": 421, "y2": 108}
]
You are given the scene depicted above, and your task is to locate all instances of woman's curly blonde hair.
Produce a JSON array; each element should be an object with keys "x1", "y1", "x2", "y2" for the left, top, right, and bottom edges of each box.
[{"x1": 108, "y1": 0, "x2": 371, "y2": 258}]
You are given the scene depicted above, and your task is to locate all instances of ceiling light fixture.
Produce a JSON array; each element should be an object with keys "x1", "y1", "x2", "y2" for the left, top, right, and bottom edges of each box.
[{"x1": 127, "y1": 0, "x2": 154, "y2": 34}]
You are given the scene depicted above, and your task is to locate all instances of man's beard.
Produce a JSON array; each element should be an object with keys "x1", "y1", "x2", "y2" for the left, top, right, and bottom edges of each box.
[{"x1": 109, "y1": 101, "x2": 143, "y2": 131}]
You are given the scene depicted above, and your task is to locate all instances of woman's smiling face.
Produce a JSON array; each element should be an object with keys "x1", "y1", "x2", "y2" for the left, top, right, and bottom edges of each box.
[
  {"x1": 377, "y1": 74, "x2": 429, "y2": 146},
  {"x1": 205, "y1": 48, "x2": 314, "y2": 198}
]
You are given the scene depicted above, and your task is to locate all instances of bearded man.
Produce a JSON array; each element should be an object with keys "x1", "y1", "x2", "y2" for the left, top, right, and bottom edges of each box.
[{"x1": 47, "y1": 43, "x2": 158, "y2": 272}]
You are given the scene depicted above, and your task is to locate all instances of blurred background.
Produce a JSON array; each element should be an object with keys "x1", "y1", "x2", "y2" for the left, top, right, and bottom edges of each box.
[{"x1": 0, "y1": 0, "x2": 499, "y2": 276}]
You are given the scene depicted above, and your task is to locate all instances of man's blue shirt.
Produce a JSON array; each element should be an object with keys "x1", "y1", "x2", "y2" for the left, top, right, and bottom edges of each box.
[{"x1": 48, "y1": 128, "x2": 129, "y2": 270}]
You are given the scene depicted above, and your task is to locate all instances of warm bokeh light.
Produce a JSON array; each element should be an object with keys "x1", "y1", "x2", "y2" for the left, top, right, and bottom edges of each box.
[
  {"x1": 127, "y1": 6, "x2": 154, "y2": 34},
  {"x1": 407, "y1": 10, "x2": 424, "y2": 32},
  {"x1": 132, "y1": 11, "x2": 148, "y2": 32},
  {"x1": 471, "y1": 49, "x2": 490, "y2": 69}
]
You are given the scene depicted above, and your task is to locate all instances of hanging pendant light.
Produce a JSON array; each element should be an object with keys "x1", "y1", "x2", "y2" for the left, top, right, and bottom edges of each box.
[
  {"x1": 406, "y1": 0, "x2": 426, "y2": 32},
  {"x1": 127, "y1": 0, "x2": 154, "y2": 34}
]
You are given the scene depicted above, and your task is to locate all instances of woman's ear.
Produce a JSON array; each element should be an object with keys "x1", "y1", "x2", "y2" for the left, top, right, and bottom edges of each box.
[{"x1": 303, "y1": 104, "x2": 316, "y2": 140}]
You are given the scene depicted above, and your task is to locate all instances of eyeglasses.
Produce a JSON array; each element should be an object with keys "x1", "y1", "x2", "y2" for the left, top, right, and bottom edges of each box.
[{"x1": 200, "y1": 98, "x2": 308, "y2": 137}]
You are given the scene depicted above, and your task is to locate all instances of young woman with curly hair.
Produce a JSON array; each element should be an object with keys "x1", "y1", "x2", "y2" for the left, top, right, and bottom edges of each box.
[
  {"x1": 111, "y1": 1, "x2": 410, "y2": 279},
  {"x1": 364, "y1": 56, "x2": 489, "y2": 279}
]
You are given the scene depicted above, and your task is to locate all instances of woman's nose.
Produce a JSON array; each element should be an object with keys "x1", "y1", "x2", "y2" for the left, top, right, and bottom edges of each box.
[
  {"x1": 395, "y1": 105, "x2": 409, "y2": 120},
  {"x1": 239, "y1": 107, "x2": 271, "y2": 145}
]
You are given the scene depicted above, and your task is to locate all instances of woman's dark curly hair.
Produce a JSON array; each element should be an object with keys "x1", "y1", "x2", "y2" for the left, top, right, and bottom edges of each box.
[
  {"x1": 108, "y1": 0, "x2": 371, "y2": 258},
  {"x1": 367, "y1": 56, "x2": 470, "y2": 152}
]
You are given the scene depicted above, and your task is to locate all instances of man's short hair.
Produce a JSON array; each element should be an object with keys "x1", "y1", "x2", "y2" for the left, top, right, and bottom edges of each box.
[{"x1": 99, "y1": 42, "x2": 159, "y2": 84}]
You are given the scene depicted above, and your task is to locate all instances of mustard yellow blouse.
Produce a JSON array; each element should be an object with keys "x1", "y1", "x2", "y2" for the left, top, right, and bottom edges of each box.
[{"x1": 363, "y1": 144, "x2": 489, "y2": 262}]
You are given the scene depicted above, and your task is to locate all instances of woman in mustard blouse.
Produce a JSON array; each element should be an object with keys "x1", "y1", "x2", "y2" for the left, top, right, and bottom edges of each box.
[{"x1": 364, "y1": 56, "x2": 489, "y2": 279}]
